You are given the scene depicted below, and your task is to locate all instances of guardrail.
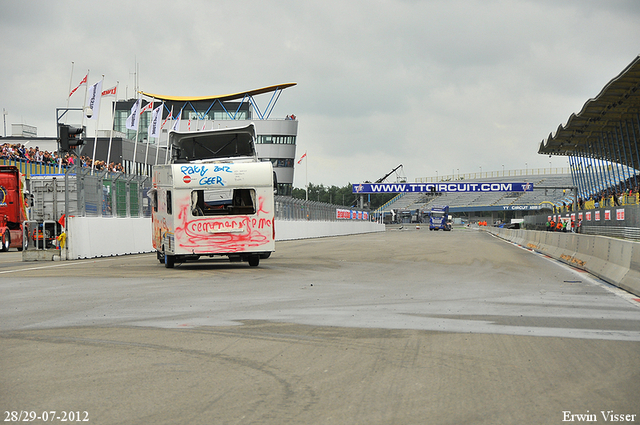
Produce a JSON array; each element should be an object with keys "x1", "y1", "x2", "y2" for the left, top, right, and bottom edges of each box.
[{"x1": 415, "y1": 167, "x2": 570, "y2": 183}]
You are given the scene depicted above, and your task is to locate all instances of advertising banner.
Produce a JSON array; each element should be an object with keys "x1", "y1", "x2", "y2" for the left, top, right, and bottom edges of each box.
[
  {"x1": 336, "y1": 208, "x2": 369, "y2": 220},
  {"x1": 352, "y1": 182, "x2": 534, "y2": 194}
]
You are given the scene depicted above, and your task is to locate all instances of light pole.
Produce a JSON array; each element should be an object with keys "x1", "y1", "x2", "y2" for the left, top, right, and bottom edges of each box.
[
  {"x1": 502, "y1": 164, "x2": 505, "y2": 176},
  {"x1": 2, "y1": 108, "x2": 7, "y2": 137}
]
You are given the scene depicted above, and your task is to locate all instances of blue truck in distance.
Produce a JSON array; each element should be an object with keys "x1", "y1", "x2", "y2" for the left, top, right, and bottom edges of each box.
[{"x1": 429, "y1": 205, "x2": 451, "y2": 231}]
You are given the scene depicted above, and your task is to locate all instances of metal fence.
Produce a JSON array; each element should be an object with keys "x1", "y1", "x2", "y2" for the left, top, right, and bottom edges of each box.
[
  {"x1": 29, "y1": 165, "x2": 152, "y2": 221},
  {"x1": 275, "y1": 196, "x2": 371, "y2": 221},
  {"x1": 523, "y1": 204, "x2": 640, "y2": 241},
  {"x1": 28, "y1": 174, "x2": 365, "y2": 223}
]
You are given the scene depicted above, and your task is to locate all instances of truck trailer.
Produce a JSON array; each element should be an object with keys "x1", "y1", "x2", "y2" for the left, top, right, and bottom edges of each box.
[{"x1": 151, "y1": 123, "x2": 275, "y2": 268}]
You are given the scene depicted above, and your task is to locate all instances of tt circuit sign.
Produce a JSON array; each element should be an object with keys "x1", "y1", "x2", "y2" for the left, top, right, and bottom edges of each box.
[{"x1": 352, "y1": 182, "x2": 534, "y2": 194}]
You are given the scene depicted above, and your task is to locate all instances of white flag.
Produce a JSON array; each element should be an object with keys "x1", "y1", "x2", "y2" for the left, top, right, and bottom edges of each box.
[
  {"x1": 86, "y1": 80, "x2": 102, "y2": 120},
  {"x1": 126, "y1": 99, "x2": 141, "y2": 130},
  {"x1": 148, "y1": 104, "x2": 163, "y2": 139},
  {"x1": 171, "y1": 110, "x2": 181, "y2": 131}
]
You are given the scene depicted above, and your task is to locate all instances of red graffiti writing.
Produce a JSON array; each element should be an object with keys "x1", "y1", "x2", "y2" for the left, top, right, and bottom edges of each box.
[{"x1": 174, "y1": 196, "x2": 273, "y2": 253}]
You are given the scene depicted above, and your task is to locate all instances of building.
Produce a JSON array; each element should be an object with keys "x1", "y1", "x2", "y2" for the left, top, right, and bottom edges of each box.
[{"x1": 113, "y1": 83, "x2": 298, "y2": 195}]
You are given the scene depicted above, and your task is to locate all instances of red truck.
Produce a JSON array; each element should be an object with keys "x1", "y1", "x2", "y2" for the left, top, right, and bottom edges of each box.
[{"x1": 0, "y1": 165, "x2": 28, "y2": 251}]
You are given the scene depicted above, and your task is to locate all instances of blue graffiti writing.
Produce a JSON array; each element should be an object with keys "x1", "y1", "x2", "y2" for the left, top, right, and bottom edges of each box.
[
  {"x1": 199, "y1": 176, "x2": 225, "y2": 186},
  {"x1": 213, "y1": 165, "x2": 232, "y2": 173},
  {"x1": 180, "y1": 165, "x2": 208, "y2": 177}
]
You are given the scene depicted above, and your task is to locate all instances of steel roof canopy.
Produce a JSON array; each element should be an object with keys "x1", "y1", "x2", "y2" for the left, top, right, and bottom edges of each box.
[{"x1": 538, "y1": 56, "x2": 640, "y2": 161}]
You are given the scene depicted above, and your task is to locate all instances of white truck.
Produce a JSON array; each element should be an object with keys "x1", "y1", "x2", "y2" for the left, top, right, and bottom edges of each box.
[{"x1": 151, "y1": 123, "x2": 275, "y2": 268}]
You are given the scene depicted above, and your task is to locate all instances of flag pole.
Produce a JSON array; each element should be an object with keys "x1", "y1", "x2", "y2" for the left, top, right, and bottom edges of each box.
[
  {"x1": 165, "y1": 105, "x2": 173, "y2": 164},
  {"x1": 132, "y1": 92, "x2": 141, "y2": 174},
  {"x1": 154, "y1": 102, "x2": 165, "y2": 165},
  {"x1": 144, "y1": 101, "x2": 153, "y2": 172},
  {"x1": 91, "y1": 75, "x2": 105, "y2": 175},
  {"x1": 106, "y1": 81, "x2": 119, "y2": 171},
  {"x1": 168, "y1": 107, "x2": 182, "y2": 163},
  {"x1": 80, "y1": 70, "x2": 90, "y2": 137},
  {"x1": 305, "y1": 152, "x2": 308, "y2": 200},
  {"x1": 66, "y1": 62, "x2": 74, "y2": 113}
]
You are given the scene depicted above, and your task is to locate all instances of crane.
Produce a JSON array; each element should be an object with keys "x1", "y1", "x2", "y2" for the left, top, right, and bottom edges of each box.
[
  {"x1": 374, "y1": 164, "x2": 404, "y2": 183},
  {"x1": 355, "y1": 164, "x2": 405, "y2": 209}
]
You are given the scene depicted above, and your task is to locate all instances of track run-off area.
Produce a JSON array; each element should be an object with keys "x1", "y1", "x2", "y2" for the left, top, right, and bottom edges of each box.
[{"x1": 1, "y1": 228, "x2": 639, "y2": 424}]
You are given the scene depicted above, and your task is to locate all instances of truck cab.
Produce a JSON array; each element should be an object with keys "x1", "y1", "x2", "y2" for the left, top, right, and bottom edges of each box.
[
  {"x1": 429, "y1": 205, "x2": 451, "y2": 231},
  {"x1": 0, "y1": 166, "x2": 28, "y2": 251}
]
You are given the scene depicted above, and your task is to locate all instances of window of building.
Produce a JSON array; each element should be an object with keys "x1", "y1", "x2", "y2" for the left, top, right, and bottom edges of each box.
[
  {"x1": 186, "y1": 111, "x2": 250, "y2": 121},
  {"x1": 269, "y1": 158, "x2": 294, "y2": 168},
  {"x1": 256, "y1": 135, "x2": 296, "y2": 145}
]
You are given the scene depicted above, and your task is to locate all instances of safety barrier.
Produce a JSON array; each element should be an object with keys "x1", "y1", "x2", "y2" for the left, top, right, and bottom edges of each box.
[
  {"x1": 487, "y1": 227, "x2": 640, "y2": 297},
  {"x1": 45, "y1": 217, "x2": 384, "y2": 260},
  {"x1": 275, "y1": 220, "x2": 384, "y2": 241}
]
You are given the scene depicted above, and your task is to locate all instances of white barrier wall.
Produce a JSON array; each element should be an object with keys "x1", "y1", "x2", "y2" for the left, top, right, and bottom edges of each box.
[
  {"x1": 275, "y1": 220, "x2": 385, "y2": 241},
  {"x1": 67, "y1": 217, "x2": 154, "y2": 259},
  {"x1": 488, "y1": 227, "x2": 640, "y2": 297},
  {"x1": 64, "y1": 217, "x2": 385, "y2": 259}
]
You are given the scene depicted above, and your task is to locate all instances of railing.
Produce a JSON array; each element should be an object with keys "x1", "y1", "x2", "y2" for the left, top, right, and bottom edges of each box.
[
  {"x1": 552, "y1": 193, "x2": 639, "y2": 214},
  {"x1": 582, "y1": 225, "x2": 640, "y2": 241},
  {"x1": 275, "y1": 196, "x2": 371, "y2": 222},
  {"x1": 0, "y1": 157, "x2": 63, "y2": 177},
  {"x1": 415, "y1": 167, "x2": 570, "y2": 183},
  {"x1": 28, "y1": 165, "x2": 152, "y2": 221}
]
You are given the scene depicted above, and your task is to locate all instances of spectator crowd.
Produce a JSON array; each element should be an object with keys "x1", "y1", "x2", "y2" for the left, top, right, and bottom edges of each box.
[{"x1": 1, "y1": 142, "x2": 124, "y2": 172}]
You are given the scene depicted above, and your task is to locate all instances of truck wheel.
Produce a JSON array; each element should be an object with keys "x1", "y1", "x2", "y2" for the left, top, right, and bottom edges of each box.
[
  {"x1": 1, "y1": 230, "x2": 9, "y2": 252},
  {"x1": 248, "y1": 255, "x2": 260, "y2": 267},
  {"x1": 165, "y1": 254, "x2": 175, "y2": 268},
  {"x1": 157, "y1": 251, "x2": 165, "y2": 264}
]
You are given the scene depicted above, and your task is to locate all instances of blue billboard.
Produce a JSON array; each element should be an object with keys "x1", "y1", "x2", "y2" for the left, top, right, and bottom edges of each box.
[{"x1": 352, "y1": 182, "x2": 534, "y2": 194}]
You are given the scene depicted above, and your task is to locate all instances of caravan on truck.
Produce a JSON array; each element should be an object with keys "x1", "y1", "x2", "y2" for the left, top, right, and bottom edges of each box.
[{"x1": 151, "y1": 123, "x2": 275, "y2": 268}]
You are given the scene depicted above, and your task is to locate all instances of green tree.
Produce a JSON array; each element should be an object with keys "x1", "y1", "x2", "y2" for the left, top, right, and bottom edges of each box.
[{"x1": 291, "y1": 183, "x2": 397, "y2": 209}]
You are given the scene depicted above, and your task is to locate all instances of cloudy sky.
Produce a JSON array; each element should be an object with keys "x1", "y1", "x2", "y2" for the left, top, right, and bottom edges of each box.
[{"x1": 1, "y1": 0, "x2": 639, "y2": 187}]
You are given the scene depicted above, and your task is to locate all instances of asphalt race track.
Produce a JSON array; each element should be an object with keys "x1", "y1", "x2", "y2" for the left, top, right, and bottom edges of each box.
[{"x1": 1, "y1": 228, "x2": 639, "y2": 424}]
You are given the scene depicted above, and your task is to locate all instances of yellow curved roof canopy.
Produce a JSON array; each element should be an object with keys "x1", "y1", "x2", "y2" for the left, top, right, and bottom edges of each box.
[{"x1": 141, "y1": 82, "x2": 297, "y2": 102}]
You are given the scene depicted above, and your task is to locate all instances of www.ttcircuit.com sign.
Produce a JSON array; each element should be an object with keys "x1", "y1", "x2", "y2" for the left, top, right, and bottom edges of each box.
[{"x1": 352, "y1": 182, "x2": 534, "y2": 194}]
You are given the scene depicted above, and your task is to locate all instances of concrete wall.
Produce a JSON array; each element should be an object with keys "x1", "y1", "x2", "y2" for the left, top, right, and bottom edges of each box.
[
  {"x1": 488, "y1": 227, "x2": 640, "y2": 297},
  {"x1": 66, "y1": 217, "x2": 153, "y2": 259},
  {"x1": 275, "y1": 220, "x2": 385, "y2": 241},
  {"x1": 60, "y1": 217, "x2": 385, "y2": 260}
]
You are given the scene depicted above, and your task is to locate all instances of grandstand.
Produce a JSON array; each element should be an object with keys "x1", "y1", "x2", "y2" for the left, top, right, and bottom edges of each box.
[
  {"x1": 378, "y1": 171, "x2": 575, "y2": 223},
  {"x1": 379, "y1": 56, "x2": 640, "y2": 231}
]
